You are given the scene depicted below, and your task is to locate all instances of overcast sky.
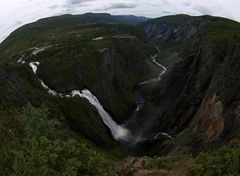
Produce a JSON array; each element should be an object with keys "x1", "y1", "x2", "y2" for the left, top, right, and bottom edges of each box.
[{"x1": 1, "y1": 0, "x2": 240, "y2": 43}]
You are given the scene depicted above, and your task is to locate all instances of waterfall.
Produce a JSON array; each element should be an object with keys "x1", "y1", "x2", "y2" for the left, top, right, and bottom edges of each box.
[
  {"x1": 70, "y1": 90, "x2": 131, "y2": 141},
  {"x1": 29, "y1": 62, "x2": 132, "y2": 142}
]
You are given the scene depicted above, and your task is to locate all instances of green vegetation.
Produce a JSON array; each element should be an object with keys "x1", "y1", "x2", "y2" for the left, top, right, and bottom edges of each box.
[
  {"x1": 189, "y1": 146, "x2": 240, "y2": 176},
  {"x1": 144, "y1": 156, "x2": 172, "y2": 170},
  {"x1": 141, "y1": 147, "x2": 240, "y2": 176},
  {"x1": 0, "y1": 105, "x2": 116, "y2": 176}
]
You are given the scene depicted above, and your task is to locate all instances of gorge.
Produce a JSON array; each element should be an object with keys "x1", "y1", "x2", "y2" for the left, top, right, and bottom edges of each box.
[{"x1": 24, "y1": 45, "x2": 168, "y2": 147}]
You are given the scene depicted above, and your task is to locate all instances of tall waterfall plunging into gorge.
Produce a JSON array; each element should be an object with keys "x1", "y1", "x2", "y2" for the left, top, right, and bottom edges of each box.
[
  {"x1": 28, "y1": 61, "x2": 134, "y2": 142},
  {"x1": 70, "y1": 89, "x2": 132, "y2": 141},
  {"x1": 21, "y1": 46, "x2": 167, "y2": 145}
]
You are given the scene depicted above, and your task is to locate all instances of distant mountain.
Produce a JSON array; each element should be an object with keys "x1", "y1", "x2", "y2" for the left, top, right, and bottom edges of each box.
[
  {"x1": 34, "y1": 13, "x2": 149, "y2": 27},
  {"x1": 114, "y1": 15, "x2": 149, "y2": 24}
]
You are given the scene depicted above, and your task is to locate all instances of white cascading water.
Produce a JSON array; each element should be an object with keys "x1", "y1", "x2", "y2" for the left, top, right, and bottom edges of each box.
[
  {"x1": 29, "y1": 62, "x2": 59, "y2": 96},
  {"x1": 70, "y1": 90, "x2": 131, "y2": 141}
]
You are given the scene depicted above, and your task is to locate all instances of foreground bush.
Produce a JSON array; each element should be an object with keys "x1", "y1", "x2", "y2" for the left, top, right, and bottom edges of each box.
[
  {"x1": 144, "y1": 156, "x2": 172, "y2": 170},
  {"x1": 189, "y1": 146, "x2": 240, "y2": 176},
  {"x1": 0, "y1": 105, "x2": 115, "y2": 176}
]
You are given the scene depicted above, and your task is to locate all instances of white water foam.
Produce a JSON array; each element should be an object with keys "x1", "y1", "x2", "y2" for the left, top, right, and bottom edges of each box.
[
  {"x1": 153, "y1": 132, "x2": 172, "y2": 140},
  {"x1": 29, "y1": 62, "x2": 40, "y2": 74},
  {"x1": 93, "y1": 36, "x2": 103, "y2": 41}
]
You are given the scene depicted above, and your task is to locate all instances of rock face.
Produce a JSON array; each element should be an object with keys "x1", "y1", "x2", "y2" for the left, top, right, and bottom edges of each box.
[
  {"x1": 142, "y1": 15, "x2": 214, "y2": 43},
  {"x1": 141, "y1": 15, "x2": 240, "y2": 152},
  {"x1": 193, "y1": 95, "x2": 224, "y2": 142},
  {"x1": 186, "y1": 40, "x2": 240, "y2": 151}
]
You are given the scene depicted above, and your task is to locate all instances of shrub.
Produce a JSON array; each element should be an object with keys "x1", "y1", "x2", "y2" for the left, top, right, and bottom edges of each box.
[
  {"x1": 144, "y1": 156, "x2": 172, "y2": 170},
  {"x1": 0, "y1": 104, "x2": 115, "y2": 176},
  {"x1": 189, "y1": 147, "x2": 240, "y2": 176}
]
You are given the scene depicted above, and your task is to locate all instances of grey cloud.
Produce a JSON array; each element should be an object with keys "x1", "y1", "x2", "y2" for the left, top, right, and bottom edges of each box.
[
  {"x1": 49, "y1": 5, "x2": 59, "y2": 9},
  {"x1": 162, "y1": 10, "x2": 171, "y2": 15},
  {"x1": 68, "y1": 0, "x2": 94, "y2": 5},
  {"x1": 14, "y1": 20, "x2": 23, "y2": 26},
  {"x1": 64, "y1": 0, "x2": 95, "y2": 13},
  {"x1": 97, "y1": 2, "x2": 138, "y2": 11},
  {"x1": 161, "y1": 0, "x2": 170, "y2": 5},
  {"x1": 182, "y1": 0, "x2": 191, "y2": 7},
  {"x1": 193, "y1": 6, "x2": 213, "y2": 15}
]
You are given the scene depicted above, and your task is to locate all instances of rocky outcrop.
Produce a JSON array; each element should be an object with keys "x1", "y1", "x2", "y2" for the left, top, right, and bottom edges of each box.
[
  {"x1": 186, "y1": 41, "x2": 240, "y2": 151},
  {"x1": 194, "y1": 95, "x2": 224, "y2": 140},
  {"x1": 142, "y1": 15, "x2": 215, "y2": 44},
  {"x1": 144, "y1": 21, "x2": 240, "y2": 152}
]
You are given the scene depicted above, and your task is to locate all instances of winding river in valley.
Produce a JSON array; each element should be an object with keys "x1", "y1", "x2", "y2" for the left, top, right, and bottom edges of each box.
[{"x1": 18, "y1": 45, "x2": 169, "y2": 147}]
